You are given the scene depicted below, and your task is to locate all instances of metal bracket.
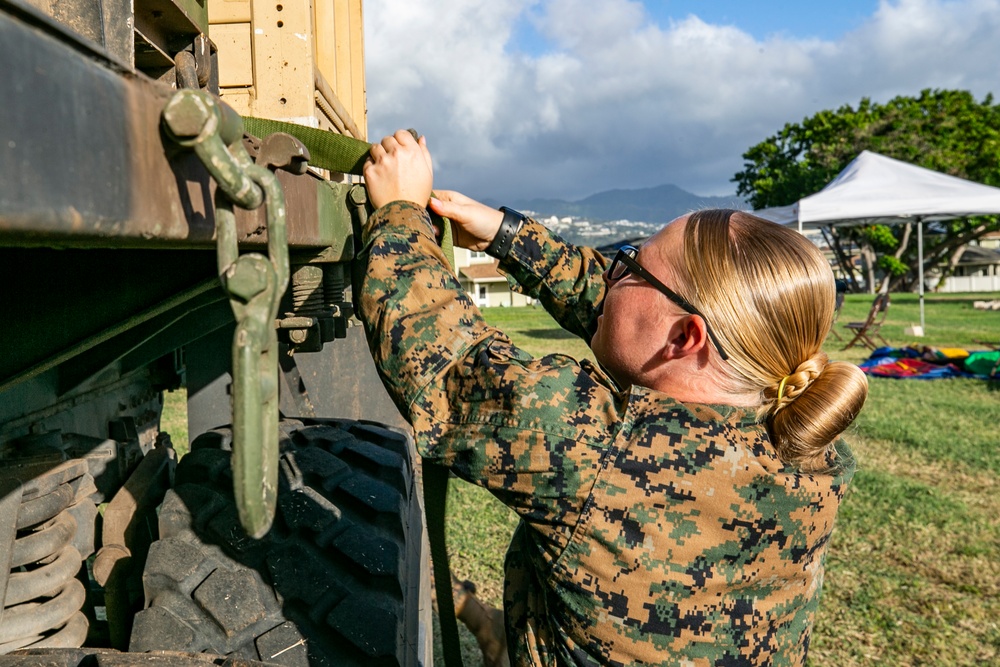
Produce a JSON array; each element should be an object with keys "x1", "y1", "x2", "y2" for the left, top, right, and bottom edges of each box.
[{"x1": 258, "y1": 132, "x2": 311, "y2": 174}]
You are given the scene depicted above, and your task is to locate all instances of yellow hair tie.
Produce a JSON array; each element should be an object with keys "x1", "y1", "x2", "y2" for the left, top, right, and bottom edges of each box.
[{"x1": 777, "y1": 375, "x2": 790, "y2": 401}]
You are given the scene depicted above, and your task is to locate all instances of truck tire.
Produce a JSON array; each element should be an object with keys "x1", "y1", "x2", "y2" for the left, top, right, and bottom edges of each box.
[{"x1": 129, "y1": 419, "x2": 426, "y2": 667}]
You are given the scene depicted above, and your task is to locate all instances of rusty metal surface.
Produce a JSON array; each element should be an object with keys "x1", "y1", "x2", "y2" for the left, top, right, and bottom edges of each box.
[
  {"x1": 257, "y1": 133, "x2": 310, "y2": 174},
  {"x1": 0, "y1": 7, "x2": 357, "y2": 253},
  {"x1": 92, "y1": 443, "x2": 174, "y2": 586},
  {"x1": 135, "y1": 0, "x2": 207, "y2": 50},
  {"x1": 93, "y1": 440, "x2": 174, "y2": 648},
  {"x1": 5, "y1": 460, "x2": 90, "y2": 504},
  {"x1": 49, "y1": 0, "x2": 103, "y2": 46},
  {"x1": 0, "y1": 0, "x2": 131, "y2": 70}
]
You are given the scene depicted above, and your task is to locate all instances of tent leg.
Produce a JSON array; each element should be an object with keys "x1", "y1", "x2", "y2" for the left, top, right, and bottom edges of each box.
[{"x1": 918, "y1": 220, "x2": 925, "y2": 332}]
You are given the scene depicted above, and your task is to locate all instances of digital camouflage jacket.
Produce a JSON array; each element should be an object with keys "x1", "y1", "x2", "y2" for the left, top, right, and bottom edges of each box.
[{"x1": 358, "y1": 201, "x2": 856, "y2": 667}]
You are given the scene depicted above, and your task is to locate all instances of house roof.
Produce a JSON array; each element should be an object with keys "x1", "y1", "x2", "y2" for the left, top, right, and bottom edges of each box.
[
  {"x1": 957, "y1": 245, "x2": 1000, "y2": 266},
  {"x1": 459, "y1": 261, "x2": 506, "y2": 282}
]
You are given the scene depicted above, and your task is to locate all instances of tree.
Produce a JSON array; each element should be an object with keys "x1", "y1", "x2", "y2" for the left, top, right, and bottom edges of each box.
[{"x1": 733, "y1": 89, "x2": 1000, "y2": 292}]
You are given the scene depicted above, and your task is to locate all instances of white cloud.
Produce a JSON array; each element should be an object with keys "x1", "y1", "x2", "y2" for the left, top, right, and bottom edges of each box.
[{"x1": 364, "y1": 0, "x2": 1000, "y2": 202}]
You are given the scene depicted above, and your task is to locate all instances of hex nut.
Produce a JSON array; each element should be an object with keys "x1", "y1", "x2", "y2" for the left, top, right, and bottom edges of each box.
[
  {"x1": 163, "y1": 90, "x2": 212, "y2": 140},
  {"x1": 225, "y1": 258, "x2": 270, "y2": 302}
]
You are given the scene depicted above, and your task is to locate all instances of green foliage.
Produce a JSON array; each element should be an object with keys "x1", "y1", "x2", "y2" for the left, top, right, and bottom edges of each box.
[
  {"x1": 734, "y1": 89, "x2": 1000, "y2": 209},
  {"x1": 734, "y1": 89, "x2": 1000, "y2": 291},
  {"x1": 876, "y1": 254, "x2": 908, "y2": 277},
  {"x1": 860, "y1": 224, "x2": 898, "y2": 253}
]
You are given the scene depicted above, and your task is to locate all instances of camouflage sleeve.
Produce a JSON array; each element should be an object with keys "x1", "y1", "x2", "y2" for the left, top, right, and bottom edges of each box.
[
  {"x1": 358, "y1": 202, "x2": 622, "y2": 552},
  {"x1": 497, "y1": 219, "x2": 609, "y2": 341}
]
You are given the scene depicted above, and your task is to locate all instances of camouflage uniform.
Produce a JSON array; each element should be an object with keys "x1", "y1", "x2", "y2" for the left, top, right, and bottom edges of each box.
[{"x1": 359, "y1": 202, "x2": 856, "y2": 667}]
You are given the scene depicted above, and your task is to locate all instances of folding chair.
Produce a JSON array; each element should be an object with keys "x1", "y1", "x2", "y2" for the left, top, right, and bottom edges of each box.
[
  {"x1": 841, "y1": 293, "x2": 890, "y2": 351},
  {"x1": 828, "y1": 292, "x2": 846, "y2": 342}
]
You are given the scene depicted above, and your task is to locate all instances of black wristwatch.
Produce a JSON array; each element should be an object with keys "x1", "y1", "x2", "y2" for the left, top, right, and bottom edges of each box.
[{"x1": 486, "y1": 206, "x2": 526, "y2": 260}]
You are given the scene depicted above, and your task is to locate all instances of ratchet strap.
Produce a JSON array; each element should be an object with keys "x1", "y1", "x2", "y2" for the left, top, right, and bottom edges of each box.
[
  {"x1": 423, "y1": 460, "x2": 464, "y2": 667},
  {"x1": 242, "y1": 117, "x2": 372, "y2": 175},
  {"x1": 242, "y1": 117, "x2": 456, "y2": 262}
]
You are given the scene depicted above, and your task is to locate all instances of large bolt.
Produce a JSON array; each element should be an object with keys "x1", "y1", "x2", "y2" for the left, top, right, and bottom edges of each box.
[
  {"x1": 162, "y1": 89, "x2": 214, "y2": 141},
  {"x1": 225, "y1": 256, "x2": 270, "y2": 302},
  {"x1": 349, "y1": 184, "x2": 368, "y2": 206}
]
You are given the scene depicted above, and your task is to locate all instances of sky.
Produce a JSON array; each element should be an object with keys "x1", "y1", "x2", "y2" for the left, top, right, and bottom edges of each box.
[{"x1": 364, "y1": 0, "x2": 1000, "y2": 203}]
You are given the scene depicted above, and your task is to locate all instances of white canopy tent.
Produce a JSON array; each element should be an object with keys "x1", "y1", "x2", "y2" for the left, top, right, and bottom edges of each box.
[{"x1": 755, "y1": 150, "x2": 1000, "y2": 331}]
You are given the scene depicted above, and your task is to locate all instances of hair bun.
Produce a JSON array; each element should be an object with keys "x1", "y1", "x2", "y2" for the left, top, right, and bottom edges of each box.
[{"x1": 768, "y1": 359, "x2": 869, "y2": 472}]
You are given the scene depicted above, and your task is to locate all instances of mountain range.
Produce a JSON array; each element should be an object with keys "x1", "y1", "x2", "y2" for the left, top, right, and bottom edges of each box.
[{"x1": 504, "y1": 183, "x2": 746, "y2": 224}]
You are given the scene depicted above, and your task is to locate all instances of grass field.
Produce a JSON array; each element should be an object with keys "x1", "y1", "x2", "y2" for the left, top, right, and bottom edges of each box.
[{"x1": 163, "y1": 291, "x2": 1000, "y2": 665}]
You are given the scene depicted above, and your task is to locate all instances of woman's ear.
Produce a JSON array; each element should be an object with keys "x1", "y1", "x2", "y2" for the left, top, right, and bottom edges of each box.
[{"x1": 662, "y1": 314, "x2": 710, "y2": 360}]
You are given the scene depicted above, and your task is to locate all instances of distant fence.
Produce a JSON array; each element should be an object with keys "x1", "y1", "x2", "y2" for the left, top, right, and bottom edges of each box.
[{"x1": 938, "y1": 274, "x2": 1000, "y2": 293}]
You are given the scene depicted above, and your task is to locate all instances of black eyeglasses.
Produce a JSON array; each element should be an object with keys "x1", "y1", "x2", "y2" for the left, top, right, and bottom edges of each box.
[{"x1": 608, "y1": 245, "x2": 729, "y2": 361}]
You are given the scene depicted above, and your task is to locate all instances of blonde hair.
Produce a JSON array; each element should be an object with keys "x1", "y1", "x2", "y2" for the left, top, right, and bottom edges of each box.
[{"x1": 677, "y1": 209, "x2": 868, "y2": 472}]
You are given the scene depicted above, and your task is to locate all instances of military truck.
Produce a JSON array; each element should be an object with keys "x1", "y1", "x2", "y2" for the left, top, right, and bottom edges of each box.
[{"x1": 0, "y1": 0, "x2": 433, "y2": 663}]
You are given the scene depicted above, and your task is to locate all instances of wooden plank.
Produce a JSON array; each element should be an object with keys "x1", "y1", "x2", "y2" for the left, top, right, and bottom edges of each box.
[
  {"x1": 213, "y1": 22, "x2": 253, "y2": 87},
  {"x1": 249, "y1": 0, "x2": 315, "y2": 123},
  {"x1": 314, "y1": 0, "x2": 337, "y2": 96},
  {"x1": 218, "y1": 87, "x2": 253, "y2": 115},
  {"x1": 348, "y1": 0, "x2": 365, "y2": 137},
  {"x1": 209, "y1": 0, "x2": 251, "y2": 24},
  {"x1": 333, "y1": 0, "x2": 352, "y2": 115}
]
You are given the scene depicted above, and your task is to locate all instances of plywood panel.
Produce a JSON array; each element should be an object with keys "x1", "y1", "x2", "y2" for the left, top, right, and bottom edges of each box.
[
  {"x1": 249, "y1": 0, "x2": 315, "y2": 122},
  {"x1": 209, "y1": 0, "x2": 251, "y2": 24},
  {"x1": 332, "y1": 0, "x2": 351, "y2": 111},
  {"x1": 213, "y1": 22, "x2": 254, "y2": 87},
  {"x1": 314, "y1": 0, "x2": 337, "y2": 89},
  {"x1": 218, "y1": 88, "x2": 253, "y2": 115},
  {"x1": 347, "y1": 0, "x2": 365, "y2": 137}
]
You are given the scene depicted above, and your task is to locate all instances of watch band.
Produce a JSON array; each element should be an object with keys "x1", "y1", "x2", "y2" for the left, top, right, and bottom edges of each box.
[{"x1": 486, "y1": 206, "x2": 526, "y2": 260}]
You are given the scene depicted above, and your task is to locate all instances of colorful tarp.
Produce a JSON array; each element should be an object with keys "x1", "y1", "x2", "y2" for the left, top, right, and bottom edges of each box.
[{"x1": 859, "y1": 347, "x2": 999, "y2": 380}]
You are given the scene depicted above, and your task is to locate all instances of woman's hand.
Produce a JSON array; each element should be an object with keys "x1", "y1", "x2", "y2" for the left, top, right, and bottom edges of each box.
[
  {"x1": 363, "y1": 130, "x2": 434, "y2": 210},
  {"x1": 429, "y1": 190, "x2": 504, "y2": 252}
]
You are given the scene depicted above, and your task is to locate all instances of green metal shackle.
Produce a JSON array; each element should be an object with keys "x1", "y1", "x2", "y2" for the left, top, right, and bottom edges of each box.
[
  {"x1": 162, "y1": 89, "x2": 290, "y2": 538},
  {"x1": 163, "y1": 89, "x2": 264, "y2": 210}
]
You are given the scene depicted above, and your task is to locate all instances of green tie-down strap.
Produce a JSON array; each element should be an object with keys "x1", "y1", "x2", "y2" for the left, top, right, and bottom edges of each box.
[
  {"x1": 422, "y1": 460, "x2": 464, "y2": 667},
  {"x1": 242, "y1": 116, "x2": 372, "y2": 175},
  {"x1": 241, "y1": 117, "x2": 456, "y2": 271},
  {"x1": 437, "y1": 212, "x2": 455, "y2": 272}
]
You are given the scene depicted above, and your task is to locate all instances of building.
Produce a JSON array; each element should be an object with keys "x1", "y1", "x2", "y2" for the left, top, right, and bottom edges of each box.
[
  {"x1": 939, "y1": 235, "x2": 1000, "y2": 292},
  {"x1": 453, "y1": 247, "x2": 535, "y2": 308}
]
